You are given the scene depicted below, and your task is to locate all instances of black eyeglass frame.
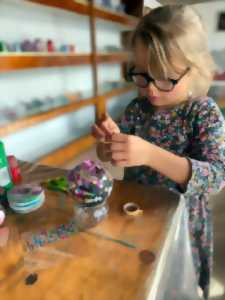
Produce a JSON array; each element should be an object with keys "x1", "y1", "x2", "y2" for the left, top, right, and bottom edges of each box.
[{"x1": 127, "y1": 67, "x2": 190, "y2": 92}]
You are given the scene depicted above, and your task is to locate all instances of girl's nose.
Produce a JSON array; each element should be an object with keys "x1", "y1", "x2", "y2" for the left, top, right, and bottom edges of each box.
[{"x1": 146, "y1": 82, "x2": 157, "y2": 97}]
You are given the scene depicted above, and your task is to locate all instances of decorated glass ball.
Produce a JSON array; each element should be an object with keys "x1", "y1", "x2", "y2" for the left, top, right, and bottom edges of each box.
[
  {"x1": 67, "y1": 160, "x2": 113, "y2": 229},
  {"x1": 67, "y1": 160, "x2": 113, "y2": 206}
]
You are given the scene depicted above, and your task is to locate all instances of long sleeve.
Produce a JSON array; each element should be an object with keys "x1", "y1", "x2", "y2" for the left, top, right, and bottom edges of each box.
[{"x1": 184, "y1": 98, "x2": 225, "y2": 198}]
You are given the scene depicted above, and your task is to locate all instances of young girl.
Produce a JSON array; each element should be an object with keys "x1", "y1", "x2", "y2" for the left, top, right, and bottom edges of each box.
[{"x1": 92, "y1": 5, "x2": 225, "y2": 299}]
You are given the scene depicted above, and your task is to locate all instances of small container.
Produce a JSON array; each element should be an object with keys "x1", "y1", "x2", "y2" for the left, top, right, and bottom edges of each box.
[
  {"x1": 68, "y1": 160, "x2": 113, "y2": 230},
  {"x1": 74, "y1": 200, "x2": 109, "y2": 230}
]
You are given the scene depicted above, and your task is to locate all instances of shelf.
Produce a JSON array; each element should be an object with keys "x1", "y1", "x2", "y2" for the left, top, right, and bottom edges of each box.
[
  {"x1": 0, "y1": 97, "x2": 96, "y2": 137},
  {"x1": 37, "y1": 134, "x2": 96, "y2": 167},
  {"x1": 0, "y1": 54, "x2": 92, "y2": 72},
  {"x1": 0, "y1": 52, "x2": 129, "y2": 72},
  {"x1": 36, "y1": 86, "x2": 137, "y2": 167},
  {"x1": 97, "y1": 52, "x2": 130, "y2": 64},
  {"x1": 27, "y1": 0, "x2": 138, "y2": 27},
  {"x1": 0, "y1": 86, "x2": 135, "y2": 137},
  {"x1": 27, "y1": 0, "x2": 90, "y2": 15},
  {"x1": 93, "y1": 5, "x2": 138, "y2": 27}
]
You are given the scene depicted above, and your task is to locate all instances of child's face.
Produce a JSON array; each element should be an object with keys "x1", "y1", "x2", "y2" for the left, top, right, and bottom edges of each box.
[{"x1": 133, "y1": 41, "x2": 192, "y2": 109}]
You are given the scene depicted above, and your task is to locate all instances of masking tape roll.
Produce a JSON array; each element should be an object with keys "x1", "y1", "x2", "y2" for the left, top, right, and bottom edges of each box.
[{"x1": 123, "y1": 202, "x2": 143, "y2": 217}]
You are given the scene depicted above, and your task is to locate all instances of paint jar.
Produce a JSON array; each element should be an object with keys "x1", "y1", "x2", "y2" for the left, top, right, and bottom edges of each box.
[{"x1": 74, "y1": 200, "x2": 109, "y2": 230}]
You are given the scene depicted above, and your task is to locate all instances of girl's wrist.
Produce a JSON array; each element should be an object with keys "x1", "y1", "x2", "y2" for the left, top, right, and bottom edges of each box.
[{"x1": 144, "y1": 141, "x2": 155, "y2": 167}]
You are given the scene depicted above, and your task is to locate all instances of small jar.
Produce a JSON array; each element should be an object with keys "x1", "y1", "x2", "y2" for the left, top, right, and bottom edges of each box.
[{"x1": 74, "y1": 200, "x2": 109, "y2": 230}]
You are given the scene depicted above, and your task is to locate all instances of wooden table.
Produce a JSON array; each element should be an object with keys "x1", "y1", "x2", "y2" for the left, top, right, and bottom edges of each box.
[{"x1": 0, "y1": 162, "x2": 178, "y2": 300}]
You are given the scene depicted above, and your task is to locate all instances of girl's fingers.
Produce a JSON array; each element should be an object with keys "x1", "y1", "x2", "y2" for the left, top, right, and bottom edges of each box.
[
  {"x1": 101, "y1": 113, "x2": 120, "y2": 135},
  {"x1": 101, "y1": 122, "x2": 114, "y2": 136},
  {"x1": 109, "y1": 123, "x2": 120, "y2": 134},
  {"x1": 110, "y1": 142, "x2": 125, "y2": 152},
  {"x1": 111, "y1": 159, "x2": 127, "y2": 167},
  {"x1": 92, "y1": 124, "x2": 105, "y2": 139},
  {"x1": 111, "y1": 151, "x2": 126, "y2": 161},
  {"x1": 101, "y1": 142, "x2": 111, "y2": 153},
  {"x1": 111, "y1": 133, "x2": 128, "y2": 143}
]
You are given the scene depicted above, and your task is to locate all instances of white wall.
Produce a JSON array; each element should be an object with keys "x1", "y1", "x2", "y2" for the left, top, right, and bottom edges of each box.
[
  {"x1": 0, "y1": 0, "x2": 136, "y2": 161},
  {"x1": 192, "y1": 1, "x2": 225, "y2": 51},
  {"x1": 144, "y1": 0, "x2": 162, "y2": 9}
]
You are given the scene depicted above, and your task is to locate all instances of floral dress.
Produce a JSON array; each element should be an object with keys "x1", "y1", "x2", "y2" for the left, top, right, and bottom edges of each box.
[{"x1": 118, "y1": 96, "x2": 225, "y2": 299}]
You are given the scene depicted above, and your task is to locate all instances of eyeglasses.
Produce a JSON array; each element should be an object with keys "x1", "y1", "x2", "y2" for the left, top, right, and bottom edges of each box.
[{"x1": 127, "y1": 67, "x2": 190, "y2": 92}]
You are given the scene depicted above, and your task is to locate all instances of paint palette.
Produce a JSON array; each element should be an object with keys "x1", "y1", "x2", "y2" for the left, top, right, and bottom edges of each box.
[{"x1": 7, "y1": 184, "x2": 45, "y2": 214}]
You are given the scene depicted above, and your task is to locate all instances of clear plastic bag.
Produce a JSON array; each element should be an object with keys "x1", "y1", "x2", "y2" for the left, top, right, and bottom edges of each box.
[{"x1": 146, "y1": 195, "x2": 200, "y2": 300}]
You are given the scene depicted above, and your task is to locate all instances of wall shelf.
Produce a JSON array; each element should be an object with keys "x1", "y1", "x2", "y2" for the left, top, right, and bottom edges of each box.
[
  {"x1": 27, "y1": 0, "x2": 138, "y2": 27},
  {"x1": 37, "y1": 134, "x2": 96, "y2": 167},
  {"x1": 0, "y1": 54, "x2": 91, "y2": 72},
  {"x1": 0, "y1": 98, "x2": 96, "y2": 137},
  {"x1": 0, "y1": 86, "x2": 135, "y2": 137},
  {"x1": 0, "y1": 0, "x2": 140, "y2": 165},
  {"x1": 96, "y1": 52, "x2": 130, "y2": 64},
  {"x1": 0, "y1": 52, "x2": 130, "y2": 72}
]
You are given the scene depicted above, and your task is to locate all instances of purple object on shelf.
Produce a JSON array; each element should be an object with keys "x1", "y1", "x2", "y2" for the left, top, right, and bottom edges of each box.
[
  {"x1": 21, "y1": 40, "x2": 33, "y2": 52},
  {"x1": 33, "y1": 39, "x2": 46, "y2": 52}
]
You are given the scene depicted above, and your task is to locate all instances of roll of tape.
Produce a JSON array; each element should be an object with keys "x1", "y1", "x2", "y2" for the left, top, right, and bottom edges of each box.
[
  {"x1": 7, "y1": 184, "x2": 45, "y2": 214},
  {"x1": 123, "y1": 202, "x2": 143, "y2": 217}
]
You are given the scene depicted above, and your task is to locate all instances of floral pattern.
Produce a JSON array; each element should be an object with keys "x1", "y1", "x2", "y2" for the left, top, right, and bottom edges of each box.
[{"x1": 118, "y1": 97, "x2": 225, "y2": 299}]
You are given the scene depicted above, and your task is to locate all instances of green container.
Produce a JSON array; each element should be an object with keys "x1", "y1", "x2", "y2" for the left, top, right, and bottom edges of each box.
[{"x1": 0, "y1": 141, "x2": 13, "y2": 190}]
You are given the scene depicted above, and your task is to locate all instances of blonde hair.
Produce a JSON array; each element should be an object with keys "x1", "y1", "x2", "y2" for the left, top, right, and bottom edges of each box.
[{"x1": 131, "y1": 5, "x2": 215, "y2": 98}]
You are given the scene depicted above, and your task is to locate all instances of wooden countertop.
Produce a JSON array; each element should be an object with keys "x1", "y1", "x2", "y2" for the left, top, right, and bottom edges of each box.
[{"x1": 0, "y1": 162, "x2": 178, "y2": 300}]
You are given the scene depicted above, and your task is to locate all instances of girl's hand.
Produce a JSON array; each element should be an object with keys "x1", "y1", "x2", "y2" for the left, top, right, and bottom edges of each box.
[
  {"x1": 92, "y1": 113, "x2": 120, "y2": 141},
  {"x1": 110, "y1": 133, "x2": 152, "y2": 167}
]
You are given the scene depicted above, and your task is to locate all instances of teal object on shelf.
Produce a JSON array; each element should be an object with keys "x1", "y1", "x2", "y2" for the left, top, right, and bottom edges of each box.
[
  {"x1": 221, "y1": 107, "x2": 225, "y2": 118},
  {"x1": 0, "y1": 41, "x2": 8, "y2": 52}
]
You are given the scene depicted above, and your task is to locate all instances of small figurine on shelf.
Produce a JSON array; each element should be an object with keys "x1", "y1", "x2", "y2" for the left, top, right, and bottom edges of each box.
[
  {"x1": 10, "y1": 42, "x2": 22, "y2": 52},
  {"x1": 21, "y1": 40, "x2": 33, "y2": 52},
  {"x1": 102, "y1": 0, "x2": 112, "y2": 9},
  {"x1": 33, "y1": 38, "x2": 46, "y2": 52},
  {"x1": 59, "y1": 44, "x2": 69, "y2": 53},
  {"x1": 116, "y1": 3, "x2": 125, "y2": 13},
  {"x1": 0, "y1": 41, "x2": 8, "y2": 52},
  {"x1": 47, "y1": 39, "x2": 55, "y2": 52},
  {"x1": 69, "y1": 45, "x2": 76, "y2": 53}
]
